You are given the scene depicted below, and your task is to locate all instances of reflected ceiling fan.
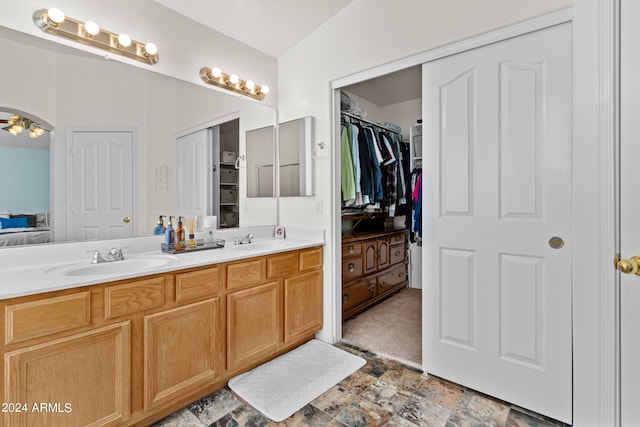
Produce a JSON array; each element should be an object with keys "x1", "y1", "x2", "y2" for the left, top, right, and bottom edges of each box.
[{"x1": 0, "y1": 115, "x2": 45, "y2": 138}]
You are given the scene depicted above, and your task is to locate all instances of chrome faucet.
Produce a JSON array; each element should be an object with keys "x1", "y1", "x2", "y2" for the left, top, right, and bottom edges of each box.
[
  {"x1": 234, "y1": 233, "x2": 254, "y2": 245},
  {"x1": 86, "y1": 246, "x2": 130, "y2": 264}
]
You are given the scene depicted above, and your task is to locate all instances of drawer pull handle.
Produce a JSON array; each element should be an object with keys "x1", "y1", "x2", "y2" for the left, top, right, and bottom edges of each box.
[
  {"x1": 348, "y1": 245, "x2": 355, "y2": 254},
  {"x1": 396, "y1": 236, "x2": 401, "y2": 241},
  {"x1": 368, "y1": 284, "x2": 375, "y2": 293},
  {"x1": 343, "y1": 295, "x2": 349, "y2": 303},
  {"x1": 398, "y1": 271, "x2": 404, "y2": 278},
  {"x1": 348, "y1": 263, "x2": 355, "y2": 273},
  {"x1": 395, "y1": 250, "x2": 401, "y2": 257},
  {"x1": 379, "y1": 281, "x2": 386, "y2": 287}
]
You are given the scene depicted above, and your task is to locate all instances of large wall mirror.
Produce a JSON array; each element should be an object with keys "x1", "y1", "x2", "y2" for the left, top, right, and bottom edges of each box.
[
  {"x1": 279, "y1": 116, "x2": 313, "y2": 197},
  {"x1": 0, "y1": 26, "x2": 276, "y2": 248}
]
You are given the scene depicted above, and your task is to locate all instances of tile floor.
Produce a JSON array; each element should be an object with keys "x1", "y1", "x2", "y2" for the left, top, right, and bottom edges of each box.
[{"x1": 152, "y1": 342, "x2": 569, "y2": 427}]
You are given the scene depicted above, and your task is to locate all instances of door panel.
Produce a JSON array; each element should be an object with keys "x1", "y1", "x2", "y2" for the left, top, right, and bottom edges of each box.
[
  {"x1": 620, "y1": 1, "x2": 640, "y2": 424},
  {"x1": 423, "y1": 23, "x2": 572, "y2": 423},
  {"x1": 176, "y1": 129, "x2": 210, "y2": 219},
  {"x1": 70, "y1": 130, "x2": 134, "y2": 241}
]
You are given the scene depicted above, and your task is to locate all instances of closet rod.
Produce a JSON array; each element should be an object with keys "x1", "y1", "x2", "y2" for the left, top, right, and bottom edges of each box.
[{"x1": 341, "y1": 111, "x2": 401, "y2": 135}]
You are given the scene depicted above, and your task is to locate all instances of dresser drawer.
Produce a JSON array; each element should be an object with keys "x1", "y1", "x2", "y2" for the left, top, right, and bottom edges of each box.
[
  {"x1": 389, "y1": 243, "x2": 405, "y2": 265},
  {"x1": 175, "y1": 266, "x2": 221, "y2": 303},
  {"x1": 390, "y1": 232, "x2": 406, "y2": 245},
  {"x1": 267, "y1": 252, "x2": 298, "y2": 278},
  {"x1": 5, "y1": 291, "x2": 91, "y2": 344},
  {"x1": 377, "y1": 263, "x2": 407, "y2": 290},
  {"x1": 105, "y1": 276, "x2": 165, "y2": 319},
  {"x1": 342, "y1": 242, "x2": 361, "y2": 257},
  {"x1": 342, "y1": 257, "x2": 363, "y2": 282},
  {"x1": 342, "y1": 281, "x2": 375, "y2": 313},
  {"x1": 227, "y1": 258, "x2": 265, "y2": 290}
]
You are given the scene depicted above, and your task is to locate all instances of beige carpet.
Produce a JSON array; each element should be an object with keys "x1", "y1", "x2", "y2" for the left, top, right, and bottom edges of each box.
[{"x1": 342, "y1": 287, "x2": 422, "y2": 366}]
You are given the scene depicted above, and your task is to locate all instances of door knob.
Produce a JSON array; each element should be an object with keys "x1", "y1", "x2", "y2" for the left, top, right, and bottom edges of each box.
[
  {"x1": 615, "y1": 254, "x2": 640, "y2": 275},
  {"x1": 123, "y1": 216, "x2": 131, "y2": 223}
]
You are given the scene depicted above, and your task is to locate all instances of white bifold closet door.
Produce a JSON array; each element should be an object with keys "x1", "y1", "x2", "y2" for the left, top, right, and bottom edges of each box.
[{"x1": 422, "y1": 23, "x2": 572, "y2": 423}]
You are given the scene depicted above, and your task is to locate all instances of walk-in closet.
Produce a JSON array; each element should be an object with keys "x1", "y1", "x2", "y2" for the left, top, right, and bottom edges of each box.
[{"x1": 338, "y1": 66, "x2": 423, "y2": 367}]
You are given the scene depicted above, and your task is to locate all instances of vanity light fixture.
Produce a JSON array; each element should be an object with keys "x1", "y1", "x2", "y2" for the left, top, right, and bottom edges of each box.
[
  {"x1": 200, "y1": 67, "x2": 269, "y2": 101},
  {"x1": 32, "y1": 8, "x2": 159, "y2": 65}
]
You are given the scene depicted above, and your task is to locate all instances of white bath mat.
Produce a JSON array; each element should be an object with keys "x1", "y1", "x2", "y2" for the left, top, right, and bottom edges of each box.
[{"x1": 228, "y1": 339, "x2": 365, "y2": 422}]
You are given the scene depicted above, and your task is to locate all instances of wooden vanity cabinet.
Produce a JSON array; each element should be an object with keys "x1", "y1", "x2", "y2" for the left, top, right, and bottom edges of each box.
[
  {"x1": 226, "y1": 247, "x2": 323, "y2": 374},
  {"x1": 342, "y1": 230, "x2": 408, "y2": 320},
  {"x1": 0, "y1": 245, "x2": 323, "y2": 427}
]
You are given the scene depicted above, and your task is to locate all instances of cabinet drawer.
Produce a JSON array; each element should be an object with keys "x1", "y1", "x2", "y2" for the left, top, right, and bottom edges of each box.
[
  {"x1": 299, "y1": 247, "x2": 322, "y2": 271},
  {"x1": 175, "y1": 266, "x2": 221, "y2": 303},
  {"x1": 342, "y1": 257, "x2": 363, "y2": 282},
  {"x1": 377, "y1": 263, "x2": 407, "y2": 290},
  {"x1": 267, "y1": 252, "x2": 297, "y2": 278},
  {"x1": 5, "y1": 291, "x2": 91, "y2": 345},
  {"x1": 390, "y1": 232, "x2": 406, "y2": 245},
  {"x1": 105, "y1": 276, "x2": 165, "y2": 319},
  {"x1": 227, "y1": 258, "x2": 265, "y2": 290},
  {"x1": 342, "y1": 281, "x2": 375, "y2": 313},
  {"x1": 342, "y1": 242, "x2": 361, "y2": 257},
  {"x1": 389, "y1": 243, "x2": 405, "y2": 265}
]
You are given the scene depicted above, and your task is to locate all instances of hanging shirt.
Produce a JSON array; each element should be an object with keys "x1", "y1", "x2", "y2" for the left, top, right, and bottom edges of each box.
[
  {"x1": 341, "y1": 125, "x2": 356, "y2": 201},
  {"x1": 350, "y1": 124, "x2": 363, "y2": 206}
]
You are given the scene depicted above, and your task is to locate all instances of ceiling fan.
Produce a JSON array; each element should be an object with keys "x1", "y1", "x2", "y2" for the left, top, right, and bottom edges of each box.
[{"x1": 1, "y1": 115, "x2": 45, "y2": 138}]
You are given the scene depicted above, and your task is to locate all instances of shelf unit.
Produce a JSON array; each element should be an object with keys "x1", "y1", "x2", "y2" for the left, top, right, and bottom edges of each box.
[{"x1": 409, "y1": 122, "x2": 422, "y2": 168}]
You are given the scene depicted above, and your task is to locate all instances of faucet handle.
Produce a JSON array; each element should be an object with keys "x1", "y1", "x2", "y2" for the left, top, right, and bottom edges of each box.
[{"x1": 85, "y1": 249, "x2": 103, "y2": 264}]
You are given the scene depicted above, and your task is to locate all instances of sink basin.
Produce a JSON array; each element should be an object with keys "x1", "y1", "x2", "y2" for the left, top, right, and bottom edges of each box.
[
  {"x1": 231, "y1": 240, "x2": 291, "y2": 251},
  {"x1": 47, "y1": 255, "x2": 178, "y2": 277}
]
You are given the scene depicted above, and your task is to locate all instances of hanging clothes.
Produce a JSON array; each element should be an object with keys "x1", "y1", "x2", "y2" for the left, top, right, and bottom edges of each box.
[{"x1": 341, "y1": 124, "x2": 356, "y2": 202}]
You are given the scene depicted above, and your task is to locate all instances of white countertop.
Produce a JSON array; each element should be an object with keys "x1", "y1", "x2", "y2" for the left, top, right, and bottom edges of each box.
[{"x1": 0, "y1": 226, "x2": 324, "y2": 300}]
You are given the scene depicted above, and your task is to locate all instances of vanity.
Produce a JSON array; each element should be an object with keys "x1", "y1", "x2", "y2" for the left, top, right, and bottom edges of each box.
[{"x1": 0, "y1": 228, "x2": 323, "y2": 427}]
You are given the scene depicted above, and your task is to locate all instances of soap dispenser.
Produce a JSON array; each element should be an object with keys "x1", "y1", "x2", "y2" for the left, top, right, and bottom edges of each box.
[
  {"x1": 175, "y1": 216, "x2": 185, "y2": 251},
  {"x1": 164, "y1": 216, "x2": 175, "y2": 250},
  {"x1": 153, "y1": 215, "x2": 166, "y2": 235}
]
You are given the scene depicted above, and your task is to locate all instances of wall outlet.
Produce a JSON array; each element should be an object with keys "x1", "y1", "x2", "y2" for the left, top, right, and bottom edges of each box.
[{"x1": 315, "y1": 199, "x2": 322, "y2": 214}]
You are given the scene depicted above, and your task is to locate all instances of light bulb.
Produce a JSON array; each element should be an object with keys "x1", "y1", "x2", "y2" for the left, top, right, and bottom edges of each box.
[
  {"x1": 229, "y1": 74, "x2": 239, "y2": 85},
  {"x1": 8, "y1": 127, "x2": 18, "y2": 136},
  {"x1": 13, "y1": 124, "x2": 24, "y2": 134},
  {"x1": 84, "y1": 21, "x2": 99, "y2": 36},
  {"x1": 245, "y1": 80, "x2": 255, "y2": 90},
  {"x1": 260, "y1": 85, "x2": 270, "y2": 94},
  {"x1": 117, "y1": 34, "x2": 131, "y2": 48},
  {"x1": 144, "y1": 42, "x2": 157, "y2": 56},
  {"x1": 36, "y1": 127, "x2": 45, "y2": 136},
  {"x1": 212, "y1": 67, "x2": 222, "y2": 78},
  {"x1": 48, "y1": 8, "x2": 65, "y2": 24},
  {"x1": 29, "y1": 130, "x2": 38, "y2": 138}
]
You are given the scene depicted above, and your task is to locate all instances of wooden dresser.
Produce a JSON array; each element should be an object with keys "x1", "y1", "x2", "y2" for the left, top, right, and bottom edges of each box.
[{"x1": 341, "y1": 229, "x2": 408, "y2": 320}]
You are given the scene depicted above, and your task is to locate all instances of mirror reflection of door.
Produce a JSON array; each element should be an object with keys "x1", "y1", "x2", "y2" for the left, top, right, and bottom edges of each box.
[
  {"x1": 246, "y1": 125, "x2": 275, "y2": 198},
  {"x1": 0, "y1": 110, "x2": 51, "y2": 246},
  {"x1": 69, "y1": 129, "x2": 135, "y2": 241},
  {"x1": 279, "y1": 116, "x2": 313, "y2": 197}
]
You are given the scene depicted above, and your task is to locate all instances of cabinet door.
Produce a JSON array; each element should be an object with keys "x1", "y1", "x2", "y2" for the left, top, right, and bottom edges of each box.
[
  {"x1": 227, "y1": 282, "x2": 279, "y2": 372},
  {"x1": 363, "y1": 240, "x2": 378, "y2": 274},
  {"x1": 284, "y1": 270, "x2": 322, "y2": 344},
  {"x1": 4, "y1": 322, "x2": 130, "y2": 427},
  {"x1": 144, "y1": 299, "x2": 221, "y2": 411},
  {"x1": 377, "y1": 238, "x2": 390, "y2": 270}
]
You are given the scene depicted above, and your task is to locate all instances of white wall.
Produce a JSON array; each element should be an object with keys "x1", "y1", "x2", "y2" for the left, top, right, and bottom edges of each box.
[{"x1": 276, "y1": 0, "x2": 571, "y2": 342}]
